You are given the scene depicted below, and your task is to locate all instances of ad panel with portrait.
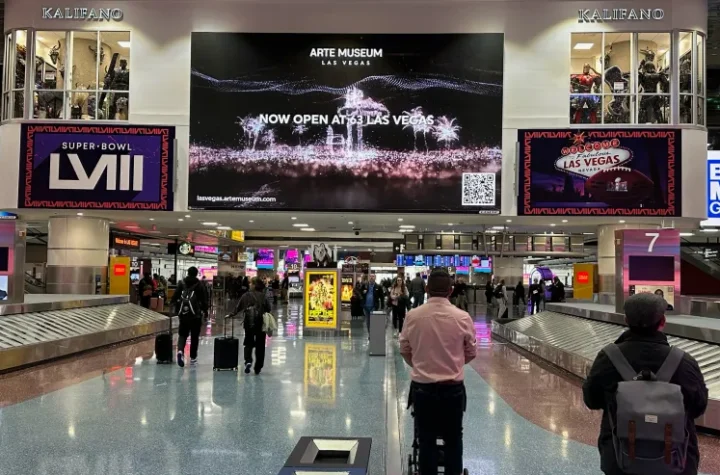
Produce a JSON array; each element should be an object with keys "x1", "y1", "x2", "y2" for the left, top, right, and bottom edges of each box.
[
  {"x1": 518, "y1": 129, "x2": 680, "y2": 216},
  {"x1": 304, "y1": 270, "x2": 340, "y2": 330},
  {"x1": 189, "y1": 33, "x2": 503, "y2": 213}
]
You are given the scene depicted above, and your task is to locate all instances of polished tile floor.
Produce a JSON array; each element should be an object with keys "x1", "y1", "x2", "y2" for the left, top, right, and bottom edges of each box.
[{"x1": 0, "y1": 302, "x2": 718, "y2": 475}]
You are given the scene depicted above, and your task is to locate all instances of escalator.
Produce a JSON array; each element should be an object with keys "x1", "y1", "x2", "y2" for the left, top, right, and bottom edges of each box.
[{"x1": 24, "y1": 272, "x2": 45, "y2": 294}]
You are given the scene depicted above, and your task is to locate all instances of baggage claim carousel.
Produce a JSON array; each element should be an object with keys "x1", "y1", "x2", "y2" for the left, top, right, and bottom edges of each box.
[
  {"x1": 0, "y1": 295, "x2": 175, "y2": 373},
  {"x1": 492, "y1": 302, "x2": 720, "y2": 431}
]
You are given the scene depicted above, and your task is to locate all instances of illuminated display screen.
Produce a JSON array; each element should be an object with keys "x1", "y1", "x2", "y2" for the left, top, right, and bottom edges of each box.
[{"x1": 628, "y1": 255, "x2": 675, "y2": 282}]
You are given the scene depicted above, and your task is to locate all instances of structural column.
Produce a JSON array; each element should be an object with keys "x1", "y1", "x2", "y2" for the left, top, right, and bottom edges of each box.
[
  {"x1": 597, "y1": 224, "x2": 658, "y2": 296},
  {"x1": 46, "y1": 217, "x2": 109, "y2": 294}
]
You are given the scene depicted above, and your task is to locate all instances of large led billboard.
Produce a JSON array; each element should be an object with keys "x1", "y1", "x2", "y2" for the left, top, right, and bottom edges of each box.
[{"x1": 188, "y1": 33, "x2": 503, "y2": 213}]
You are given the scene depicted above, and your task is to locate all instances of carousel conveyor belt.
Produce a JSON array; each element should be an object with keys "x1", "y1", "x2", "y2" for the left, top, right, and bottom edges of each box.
[
  {"x1": 492, "y1": 311, "x2": 720, "y2": 431},
  {"x1": 0, "y1": 301, "x2": 175, "y2": 372}
]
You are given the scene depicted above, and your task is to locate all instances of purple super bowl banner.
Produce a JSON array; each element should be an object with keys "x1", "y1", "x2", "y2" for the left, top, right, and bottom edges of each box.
[{"x1": 19, "y1": 124, "x2": 175, "y2": 210}]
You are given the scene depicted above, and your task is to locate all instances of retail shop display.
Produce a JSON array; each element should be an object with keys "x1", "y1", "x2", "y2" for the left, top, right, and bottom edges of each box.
[
  {"x1": 518, "y1": 129, "x2": 680, "y2": 216},
  {"x1": 188, "y1": 33, "x2": 503, "y2": 213},
  {"x1": 570, "y1": 64, "x2": 602, "y2": 124}
]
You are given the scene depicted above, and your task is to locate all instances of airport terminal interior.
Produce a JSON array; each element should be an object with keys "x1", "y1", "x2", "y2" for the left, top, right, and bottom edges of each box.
[{"x1": 4, "y1": 0, "x2": 720, "y2": 473}]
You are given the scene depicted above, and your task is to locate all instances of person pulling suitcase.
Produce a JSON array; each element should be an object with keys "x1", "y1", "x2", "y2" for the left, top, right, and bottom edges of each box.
[
  {"x1": 232, "y1": 279, "x2": 271, "y2": 375},
  {"x1": 170, "y1": 267, "x2": 209, "y2": 368}
]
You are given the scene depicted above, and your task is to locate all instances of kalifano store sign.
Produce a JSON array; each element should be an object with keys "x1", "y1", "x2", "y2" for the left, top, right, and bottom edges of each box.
[
  {"x1": 517, "y1": 129, "x2": 680, "y2": 216},
  {"x1": 188, "y1": 33, "x2": 504, "y2": 213},
  {"x1": 42, "y1": 7, "x2": 124, "y2": 21},
  {"x1": 19, "y1": 124, "x2": 175, "y2": 210},
  {"x1": 577, "y1": 8, "x2": 665, "y2": 22}
]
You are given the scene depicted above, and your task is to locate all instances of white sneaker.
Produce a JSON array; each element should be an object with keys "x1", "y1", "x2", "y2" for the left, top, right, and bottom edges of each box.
[
  {"x1": 190, "y1": 358, "x2": 197, "y2": 367},
  {"x1": 177, "y1": 351, "x2": 185, "y2": 368}
]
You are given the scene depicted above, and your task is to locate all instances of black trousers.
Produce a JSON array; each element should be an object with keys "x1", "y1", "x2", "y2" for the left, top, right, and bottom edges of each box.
[
  {"x1": 178, "y1": 318, "x2": 202, "y2": 359},
  {"x1": 392, "y1": 304, "x2": 407, "y2": 332},
  {"x1": 243, "y1": 331, "x2": 267, "y2": 371},
  {"x1": 413, "y1": 382, "x2": 466, "y2": 475},
  {"x1": 412, "y1": 292, "x2": 424, "y2": 308},
  {"x1": 530, "y1": 298, "x2": 541, "y2": 315}
]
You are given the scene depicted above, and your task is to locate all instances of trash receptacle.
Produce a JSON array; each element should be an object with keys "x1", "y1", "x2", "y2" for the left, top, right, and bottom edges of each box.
[
  {"x1": 369, "y1": 311, "x2": 386, "y2": 356},
  {"x1": 278, "y1": 436, "x2": 372, "y2": 475}
]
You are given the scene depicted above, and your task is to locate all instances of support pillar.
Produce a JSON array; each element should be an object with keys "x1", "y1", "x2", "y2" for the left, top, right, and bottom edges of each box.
[
  {"x1": 597, "y1": 224, "x2": 658, "y2": 296},
  {"x1": 0, "y1": 220, "x2": 27, "y2": 304},
  {"x1": 46, "y1": 216, "x2": 109, "y2": 295}
]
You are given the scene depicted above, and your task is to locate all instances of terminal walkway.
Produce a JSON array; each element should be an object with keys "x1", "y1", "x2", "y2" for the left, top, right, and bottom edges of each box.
[{"x1": 0, "y1": 303, "x2": 719, "y2": 474}]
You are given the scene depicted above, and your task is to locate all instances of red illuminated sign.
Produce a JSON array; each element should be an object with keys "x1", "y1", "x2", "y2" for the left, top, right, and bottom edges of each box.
[
  {"x1": 577, "y1": 271, "x2": 589, "y2": 284},
  {"x1": 114, "y1": 264, "x2": 127, "y2": 276},
  {"x1": 113, "y1": 235, "x2": 140, "y2": 249}
]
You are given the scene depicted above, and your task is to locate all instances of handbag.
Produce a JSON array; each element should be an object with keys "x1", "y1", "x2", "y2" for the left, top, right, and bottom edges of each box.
[{"x1": 262, "y1": 312, "x2": 278, "y2": 336}]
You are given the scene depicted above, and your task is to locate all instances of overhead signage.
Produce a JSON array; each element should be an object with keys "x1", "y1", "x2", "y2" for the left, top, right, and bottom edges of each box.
[
  {"x1": 708, "y1": 157, "x2": 720, "y2": 220},
  {"x1": 42, "y1": 7, "x2": 124, "y2": 21},
  {"x1": 518, "y1": 129, "x2": 680, "y2": 217},
  {"x1": 577, "y1": 8, "x2": 664, "y2": 22},
  {"x1": 168, "y1": 242, "x2": 194, "y2": 256},
  {"x1": 112, "y1": 235, "x2": 140, "y2": 250},
  {"x1": 195, "y1": 245, "x2": 219, "y2": 254},
  {"x1": 188, "y1": 33, "x2": 503, "y2": 213},
  {"x1": 0, "y1": 212, "x2": 17, "y2": 220},
  {"x1": 230, "y1": 230, "x2": 245, "y2": 242},
  {"x1": 19, "y1": 124, "x2": 175, "y2": 210}
]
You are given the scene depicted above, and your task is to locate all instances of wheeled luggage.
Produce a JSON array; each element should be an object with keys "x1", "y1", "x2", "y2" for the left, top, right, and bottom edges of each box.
[
  {"x1": 155, "y1": 314, "x2": 173, "y2": 364},
  {"x1": 214, "y1": 315, "x2": 239, "y2": 371}
]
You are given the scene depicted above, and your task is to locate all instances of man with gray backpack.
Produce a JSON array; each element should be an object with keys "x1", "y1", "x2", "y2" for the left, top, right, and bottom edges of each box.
[
  {"x1": 583, "y1": 293, "x2": 708, "y2": 475},
  {"x1": 171, "y1": 267, "x2": 209, "y2": 368}
]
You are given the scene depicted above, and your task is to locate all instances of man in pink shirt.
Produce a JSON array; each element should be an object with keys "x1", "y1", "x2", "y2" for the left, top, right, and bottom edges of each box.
[{"x1": 399, "y1": 268, "x2": 477, "y2": 475}]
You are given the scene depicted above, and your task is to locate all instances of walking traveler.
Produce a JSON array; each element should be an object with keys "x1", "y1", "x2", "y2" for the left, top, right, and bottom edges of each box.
[
  {"x1": 528, "y1": 278, "x2": 542, "y2": 315},
  {"x1": 513, "y1": 280, "x2": 526, "y2": 317},
  {"x1": 171, "y1": 267, "x2": 209, "y2": 368},
  {"x1": 583, "y1": 293, "x2": 708, "y2": 475},
  {"x1": 410, "y1": 273, "x2": 426, "y2": 308},
  {"x1": 390, "y1": 276, "x2": 410, "y2": 332},
  {"x1": 399, "y1": 269, "x2": 477, "y2": 475},
  {"x1": 484, "y1": 280, "x2": 494, "y2": 307},
  {"x1": 550, "y1": 276, "x2": 565, "y2": 302},
  {"x1": 233, "y1": 280, "x2": 272, "y2": 375},
  {"x1": 139, "y1": 272, "x2": 155, "y2": 309},
  {"x1": 453, "y1": 277, "x2": 469, "y2": 312},
  {"x1": 361, "y1": 274, "x2": 382, "y2": 334},
  {"x1": 495, "y1": 279, "x2": 508, "y2": 318}
]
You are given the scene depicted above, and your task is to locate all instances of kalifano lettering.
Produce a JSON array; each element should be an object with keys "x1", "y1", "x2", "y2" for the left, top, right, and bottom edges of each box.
[
  {"x1": 577, "y1": 8, "x2": 664, "y2": 22},
  {"x1": 42, "y1": 7, "x2": 124, "y2": 21}
]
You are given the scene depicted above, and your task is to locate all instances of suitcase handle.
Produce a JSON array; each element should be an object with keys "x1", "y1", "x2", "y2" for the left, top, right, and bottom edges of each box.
[{"x1": 224, "y1": 314, "x2": 234, "y2": 338}]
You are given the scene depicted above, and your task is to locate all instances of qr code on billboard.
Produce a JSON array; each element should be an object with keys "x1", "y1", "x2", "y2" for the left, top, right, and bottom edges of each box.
[{"x1": 462, "y1": 173, "x2": 496, "y2": 206}]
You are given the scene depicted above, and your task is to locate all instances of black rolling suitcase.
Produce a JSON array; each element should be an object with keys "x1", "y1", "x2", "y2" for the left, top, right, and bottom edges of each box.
[
  {"x1": 155, "y1": 314, "x2": 173, "y2": 364},
  {"x1": 214, "y1": 315, "x2": 239, "y2": 371}
]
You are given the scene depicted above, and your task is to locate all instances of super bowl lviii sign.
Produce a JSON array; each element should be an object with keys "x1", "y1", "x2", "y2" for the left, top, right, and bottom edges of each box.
[
  {"x1": 518, "y1": 129, "x2": 680, "y2": 216},
  {"x1": 19, "y1": 124, "x2": 175, "y2": 210}
]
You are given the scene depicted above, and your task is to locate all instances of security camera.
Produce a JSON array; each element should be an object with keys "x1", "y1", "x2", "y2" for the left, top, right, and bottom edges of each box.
[
  {"x1": 355, "y1": 230, "x2": 360, "y2": 236},
  {"x1": 353, "y1": 227, "x2": 361, "y2": 236}
]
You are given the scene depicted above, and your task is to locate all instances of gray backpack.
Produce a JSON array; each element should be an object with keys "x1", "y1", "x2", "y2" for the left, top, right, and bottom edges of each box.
[{"x1": 603, "y1": 344, "x2": 689, "y2": 474}]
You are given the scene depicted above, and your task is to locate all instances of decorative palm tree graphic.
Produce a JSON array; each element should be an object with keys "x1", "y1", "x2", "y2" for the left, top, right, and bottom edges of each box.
[
  {"x1": 433, "y1": 116, "x2": 461, "y2": 149},
  {"x1": 239, "y1": 116, "x2": 265, "y2": 151},
  {"x1": 402, "y1": 106, "x2": 431, "y2": 153},
  {"x1": 293, "y1": 124, "x2": 308, "y2": 146},
  {"x1": 262, "y1": 129, "x2": 276, "y2": 149}
]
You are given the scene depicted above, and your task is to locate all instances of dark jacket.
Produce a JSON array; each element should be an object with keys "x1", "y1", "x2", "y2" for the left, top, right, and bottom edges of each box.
[
  {"x1": 528, "y1": 283, "x2": 542, "y2": 301},
  {"x1": 550, "y1": 281, "x2": 565, "y2": 302},
  {"x1": 582, "y1": 330, "x2": 708, "y2": 475},
  {"x1": 409, "y1": 276, "x2": 426, "y2": 294},
  {"x1": 485, "y1": 282, "x2": 493, "y2": 299},
  {"x1": 235, "y1": 290, "x2": 272, "y2": 331},
  {"x1": 513, "y1": 283, "x2": 525, "y2": 304},
  {"x1": 360, "y1": 282, "x2": 383, "y2": 310},
  {"x1": 171, "y1": 276, "x2": 209, "y2": 315}
]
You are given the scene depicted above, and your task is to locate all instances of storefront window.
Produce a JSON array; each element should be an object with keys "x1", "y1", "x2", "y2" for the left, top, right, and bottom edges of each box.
[
  {"x1": 2, "y1": 29, "x2": 130, "y2": 121},
  {"x1": 569, "y1": 31, "x2": 705, "y2": 126}
]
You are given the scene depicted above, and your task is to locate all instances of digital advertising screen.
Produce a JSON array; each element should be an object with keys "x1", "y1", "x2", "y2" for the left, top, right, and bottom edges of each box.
[
  {"x1": 473, "y1": 256, "x2": 493, "y2": 273},
  {"x1": 305, "y1": 271, "x2": 338, "y2": 329},
  {"x1": 256, "y1": 248, "x2": 275, "y2": 269},
  {"x1": 518, "y1": 129, "x2": 681, "y2": 216},
  {"x1": 189, "y1": 33, "x2": 503, "y2": 213},
  {"x1": 629, "y1": 284, "x2": 675, "y2": 311},
  {"x1": 341, "y1": 273, "x2": 354, "y2": 304}
]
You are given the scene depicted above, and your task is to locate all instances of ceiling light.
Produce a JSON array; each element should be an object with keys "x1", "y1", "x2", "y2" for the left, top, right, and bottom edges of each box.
[
  {"x1": 117, "y1": 41, "x2": 131, "y2": 48},
  {"x1": 249, "y1": 220, "x2": 254, "y2": 223},
  {"x1": 562, "y1": 219, "x2": 568, "y2": 223},
  {"x1": 293, "y1": 224, "x2": 309, "y2": 227},
  {"x1": 348, "y1": 221, "x2": 353, "y2": 225},
  {"x1": 291, "y1": 217, "x2": 297, "y2": 220},
  {"x1": 506, "y1": 219, "x2": 512, "y2": 223},
  {"x1": 399, "y1": 225, "x2": 415, "y2": 228},
  {"x1": 550, "y1": 223, "x2": 556, "y2": 227},
  {"x1": 491, "y1": 226, "x2": 505, "y2": 230},
  {"x1": 300, "y1": 228, "x2": 315, "y2": 232},
  {"x1": 76, "y1": 212, "x2": 83, "y2": 216},
  {"x1": 573, "y1": 43, "x2": 594, "y2": 50},
  {"x1": 486, "y1": 229, "x2": 499, "y2": 234},
  {"x1": 37, "y1": 36, "x2": 45, "y2": 42},
  {"x1": 700, "y1": 228, "x2": 719, "y2": 233},
  {"x1": 398, "y1": 218, "x2": 403, "y2": 222},
  {"x1": 619, "y1": 220, "x2": 626, "y2": 224},
  {"x1": 679, "y1": 232, "x2": 694, "y2": 237},
  {"x1": 217, "y1": 226, "x2": 232, "y2": 230},
  {"x1": 109, "y1": 221, "x2": 115, "y2": 224},
  {"x1": 201, "y1": 222, "x2": 218, "y2": 226},
  {"x1": 448, "y1": 223, "x2": 453, "y2": 226},
  {"x1": 149, "y1": 218, "x2": 155, "y2": 221},
  {"x1": 168, "y1": 234, "x2": 179, "y2": 237},
  {"x1": 178, "y1": 218, "x2": 184, "y2": 222},
  {"x1": 583, "y1": 232, "x2": 595, "y2": 235},
  {"x1": 185, "y1": 214, "x2": 191, "y2": 218}
]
